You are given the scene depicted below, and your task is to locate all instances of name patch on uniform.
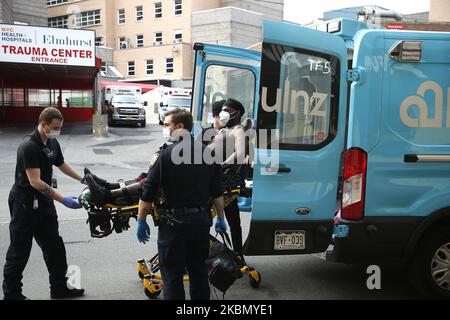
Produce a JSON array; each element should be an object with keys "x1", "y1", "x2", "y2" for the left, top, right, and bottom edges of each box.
[{"x1": 149, "y1": 152, "x2": 160, "y2": 168}]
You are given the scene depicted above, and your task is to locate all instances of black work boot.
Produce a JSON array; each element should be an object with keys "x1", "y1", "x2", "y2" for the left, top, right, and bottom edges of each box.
[
  {"x1": 3, "y1": 293, "x2": 29, "y2": 300},
  {"x1": 84, "y1": 168, "x2": 119, "y2": 190},
  {"x1": 85, "y1": 174, "x2": 112, "y2": 206},
  {"x1": 50, "y1": 286, "x2": 85, "y2": 299}
]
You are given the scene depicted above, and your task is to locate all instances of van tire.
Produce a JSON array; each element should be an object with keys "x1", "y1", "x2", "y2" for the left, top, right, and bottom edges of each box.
[{"x1": 408, "y1": 224, "x2": 450, "y2": 299}]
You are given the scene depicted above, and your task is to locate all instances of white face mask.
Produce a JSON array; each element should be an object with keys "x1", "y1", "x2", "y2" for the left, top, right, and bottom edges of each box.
[
  {"x1": 218, "y1": 111, "x2": 230, "y2": 127},
  {"x1": 162, "y1": 126, "x2": 180, "y2": 144},
  {"x1": 45, "y1": 125, "x2": 61, "y2": 139},
  {"x1": 162, "y1": 127, "x2": 172, "y2": 143}
]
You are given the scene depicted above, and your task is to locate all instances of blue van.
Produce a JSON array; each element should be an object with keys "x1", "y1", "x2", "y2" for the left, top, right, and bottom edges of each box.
[{"x1": 191, "y1": 19, "x2": 450, "y2": 298}]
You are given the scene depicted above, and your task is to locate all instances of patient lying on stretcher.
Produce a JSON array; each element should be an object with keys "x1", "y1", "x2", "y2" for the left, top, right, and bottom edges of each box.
[
  {"x1": 83, "y1": 168, "x2": 146, "y2": 206},
  {"x1": 83, "y1": 165, "x2": 248, "y2": 208}
]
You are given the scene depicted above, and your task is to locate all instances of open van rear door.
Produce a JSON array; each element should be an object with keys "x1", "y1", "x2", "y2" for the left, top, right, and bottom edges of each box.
[
  {"x1": 244, "y1": 20, "x2": 349, "y2": 255},
  {"x1": 191, "y1": 43, "x2": 261, "y2": 134}
]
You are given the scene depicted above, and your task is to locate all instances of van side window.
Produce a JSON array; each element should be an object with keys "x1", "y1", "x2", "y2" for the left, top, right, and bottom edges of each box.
[
  {"x1": 201, "y1": 65, "x2": 256, "y2": 128},
  {"x1": 258, "y1": 44, "x2": 340, "y2": 150}
]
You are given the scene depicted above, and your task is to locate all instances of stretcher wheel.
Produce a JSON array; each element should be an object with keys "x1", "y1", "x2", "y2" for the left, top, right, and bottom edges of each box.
[
  {"x1": 143, "y1": 275, "x2": 162, "y2": 299},
  {"x1": 248, "y1": 270, "x2": 261, "y2": 288},
  {"x1": 144, "y1": 284, "x2": 162, "y2": 299},
  {"x1": 144, "y1": 287, "x2": 161, "y2": 299}
]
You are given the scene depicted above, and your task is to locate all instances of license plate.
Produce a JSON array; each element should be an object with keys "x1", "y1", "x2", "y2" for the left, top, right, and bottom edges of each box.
[
  {"x1": 127, "y1": 116, "x2": 132, "y2": 120},
  {"x1": 274, "y1": 230, "x2": 305, "y2": 250}
]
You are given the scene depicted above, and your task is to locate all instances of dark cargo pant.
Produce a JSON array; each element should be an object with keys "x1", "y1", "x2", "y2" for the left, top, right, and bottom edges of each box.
[
  {"x1": 157, "y1": 212, "x2": 211, "y2": 300},
  {"x1": 2, "y1": 187, "x2": 68, "y2": 299}
]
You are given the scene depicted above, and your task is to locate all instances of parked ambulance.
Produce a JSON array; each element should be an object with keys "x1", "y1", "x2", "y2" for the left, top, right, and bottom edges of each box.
[
  {"x1": 141, "y1": 86, "x2": 191, "y2": 124},
  {"x1": 191, "y1": 19, "x2": 450, "y2": 298},
  {"x1": 102, "y1": 85, "x2": 142, "y2": 104}
]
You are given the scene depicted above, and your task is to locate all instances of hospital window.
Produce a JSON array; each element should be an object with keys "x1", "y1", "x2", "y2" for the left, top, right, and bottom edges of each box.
[
  {"x1": 95, "y1": 37, "x2": 104, "y2": 46},
  {"x1": 118, "y1": 9, "x2": 125, "y2": 24},
  {"x1": 128, "y1": 61, "x2": 135, "y2": 76},
  {"x1": 136, "y1": 5, "x2": 144, "y2": 22},
  {"x1": 27, "y1": 89, "x2": 51, "y2": 107},
  {"x1": 174, "y1": 30, "x2": 182, "y2": 43},
  {"x1": 146, "y1": 60, "x2": 154, "y2": 75},
  {"x1": 174, "y1": 0, "x2": 182, "y2": 15},
  {"x1": 136, "y1": 34, "x2": 144, "y2": 48},
  {"x1": 0, "y1": 88, "x2": 93, "y2": 108},
  {"x1": 1, "y1": 88, "x2": 26, "y2": 107},
  {"x1": 154, "y1": 2, "x2": 162, "y2": 19},
  {"x1": 118, "y1": 37, "x2": 127, "y2": 49},
  {"x1": 201, "y1": 65, "x2": 255, "y2": 128},
  {"x1": 166, "y1": 58, "x2": 174, "y2": 74},
  {"x1": 76, "y1": 9, "x2": 101, "y2": 27},
  {"x1": 47, "y1": 0, "x2": 68, "y2": 6},
  {"x1": 48, "y1": 15, "x2": 68, "y2": 28},
  {"x1": 154, "y1": 32, "x2": 163, "y2": 45},
  {"x1": 61, "y1": 90, "x2": 93, "y2": 108}
]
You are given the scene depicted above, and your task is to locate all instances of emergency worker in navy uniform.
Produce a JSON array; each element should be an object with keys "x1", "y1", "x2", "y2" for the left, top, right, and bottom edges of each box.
[
  {"x1": 2, "y1": 107, "x2": 85, "y2": 300},
  {"x1": 136, "y1": 108, "x2": 227, "y2": 300}
]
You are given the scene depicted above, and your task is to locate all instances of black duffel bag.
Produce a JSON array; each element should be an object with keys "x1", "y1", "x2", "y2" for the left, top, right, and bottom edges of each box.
[{"x1": 207, "y1": 233, "x2": 242, "y2": 293}]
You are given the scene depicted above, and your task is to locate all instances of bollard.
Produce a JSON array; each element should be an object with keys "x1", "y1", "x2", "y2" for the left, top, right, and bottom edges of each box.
[{"x1": 92, "y1": 114, "x2": 108, "y2": 138}]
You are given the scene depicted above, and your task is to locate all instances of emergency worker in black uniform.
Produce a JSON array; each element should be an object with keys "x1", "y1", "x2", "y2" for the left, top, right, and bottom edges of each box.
[
  {"x1": 136, "y1": 108, "x2": 227, "y2": 300},
  {"x1": 2, "y1": 107, "x2": 85, "y2": 300}
]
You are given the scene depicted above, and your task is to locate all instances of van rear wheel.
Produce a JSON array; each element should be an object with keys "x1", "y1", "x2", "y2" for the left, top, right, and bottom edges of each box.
[{"x1": 408, "y1": 225, "x2": 450, "y2": 299}]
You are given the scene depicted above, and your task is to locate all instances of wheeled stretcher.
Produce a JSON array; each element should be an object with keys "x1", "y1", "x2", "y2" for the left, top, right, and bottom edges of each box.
[{"x1": 78, "y1": 176, "x2": 260, "y2": 299}]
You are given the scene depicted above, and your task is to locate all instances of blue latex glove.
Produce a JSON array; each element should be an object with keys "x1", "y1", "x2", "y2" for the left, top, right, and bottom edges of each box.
[
  {"x1": 62, "y1": 196, "x2": 82, "y2": 209},
  {"x1": 215, "y1": 215, "x2": 227, "y2": 234},
  {"x1": 137, "y1": 219, "x2": 150, "y2": 244}
]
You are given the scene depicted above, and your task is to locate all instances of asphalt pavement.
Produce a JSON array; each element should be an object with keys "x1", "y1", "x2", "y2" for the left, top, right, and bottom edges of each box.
[{"x1": 0, "y1": 115, "x2": 422, "y2": 300}]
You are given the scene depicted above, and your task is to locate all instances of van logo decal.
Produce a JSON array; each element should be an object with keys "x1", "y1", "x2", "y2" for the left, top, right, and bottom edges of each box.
[
  {"x1": 400, "y1": 81, "x2": 449, "y2": 128},
  {"x1": 261, "y1": 79, "x2": 328, "y2": 117}
]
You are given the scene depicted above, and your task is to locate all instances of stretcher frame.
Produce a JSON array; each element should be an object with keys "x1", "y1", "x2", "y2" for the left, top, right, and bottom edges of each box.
[{"x1": 80, "y1": 186, "x2": 261, "y2": 299}]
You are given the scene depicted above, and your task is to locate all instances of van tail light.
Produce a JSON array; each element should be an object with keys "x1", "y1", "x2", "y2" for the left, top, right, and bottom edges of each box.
[{"x1": 341, "y1": 148, "x2": 367, "y2": 221}]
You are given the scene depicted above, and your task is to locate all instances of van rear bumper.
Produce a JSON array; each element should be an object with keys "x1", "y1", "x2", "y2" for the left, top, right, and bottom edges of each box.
[
  {"x1": 243, "y1": 220, "x2": 334, "y2": 256},
  {"x1": 326, "y1": 217, "x2": 423, "y2": 263}
]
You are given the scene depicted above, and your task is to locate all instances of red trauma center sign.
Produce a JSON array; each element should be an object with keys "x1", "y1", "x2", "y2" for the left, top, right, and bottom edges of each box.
[
  {"x1": 1, "y1": 45, "x2": 93, "y2": 58},
  {"x1": 0, "y1": 24, "x2": 95, "y2": 67}
]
